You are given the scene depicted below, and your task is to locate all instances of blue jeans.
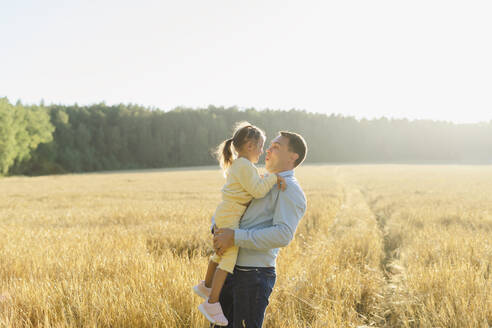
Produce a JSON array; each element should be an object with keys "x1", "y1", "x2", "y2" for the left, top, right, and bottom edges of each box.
[{"x1": 211, "y1": 265, "x2": 276, "y2": 328}]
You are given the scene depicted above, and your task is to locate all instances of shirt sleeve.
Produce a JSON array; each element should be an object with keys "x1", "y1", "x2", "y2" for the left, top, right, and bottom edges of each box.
[
  {"x1": 233, "y1": 159, "x2": 278, "y2": 199},
  {"x1": 234, "y1": 185, "x2": 306, "y2": 250}
]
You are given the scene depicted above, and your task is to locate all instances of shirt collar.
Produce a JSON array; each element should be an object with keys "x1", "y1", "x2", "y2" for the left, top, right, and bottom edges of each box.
[{"x1": 277, "y1": 169, "x2": 294, "y2": 178}]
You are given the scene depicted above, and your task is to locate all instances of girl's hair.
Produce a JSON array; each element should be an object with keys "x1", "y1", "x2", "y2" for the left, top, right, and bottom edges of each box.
[{"x1": 215, "y1": 121, "x2": 266, "y2": 170}]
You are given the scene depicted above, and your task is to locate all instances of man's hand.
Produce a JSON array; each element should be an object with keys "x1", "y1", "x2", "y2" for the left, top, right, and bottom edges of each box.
[{"x1": 213, "y1": 228, "x2": 235, "y2": 256}]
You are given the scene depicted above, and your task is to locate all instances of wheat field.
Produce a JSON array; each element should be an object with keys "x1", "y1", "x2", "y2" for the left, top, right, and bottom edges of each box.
[{"x1": 0, "y1": 165, "x2": 491, "y2": 327}]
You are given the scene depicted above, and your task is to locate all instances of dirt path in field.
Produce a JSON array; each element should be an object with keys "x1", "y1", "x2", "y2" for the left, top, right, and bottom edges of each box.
[
  {"x1": 332, "y1": 171, "x2": 381, "y2": 236},
  {"x1": 335, "y1": 168, "x2": 404, "y2": 327},
  {"x1": 335, "y1": 168, "x2": 395, "y2": 272}
]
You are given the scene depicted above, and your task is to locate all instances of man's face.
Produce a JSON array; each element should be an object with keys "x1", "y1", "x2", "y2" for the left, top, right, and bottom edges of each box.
[{"x1": 265, "y1": 135, "x2": 296, "y2": 173}]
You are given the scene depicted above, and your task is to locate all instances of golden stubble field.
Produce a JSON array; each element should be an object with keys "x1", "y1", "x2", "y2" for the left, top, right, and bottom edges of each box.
[{"x1": 0, "y1": 165, "x2": 491, "y2": 327}]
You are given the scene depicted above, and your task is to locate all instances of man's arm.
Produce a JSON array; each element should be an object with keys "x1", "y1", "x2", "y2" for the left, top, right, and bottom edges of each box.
[{"x1": 234, "y1": 186, "x2": 306, "y2": 250}]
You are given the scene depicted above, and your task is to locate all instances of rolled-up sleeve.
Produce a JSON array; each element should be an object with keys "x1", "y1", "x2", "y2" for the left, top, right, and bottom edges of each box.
[{"x1": 234, "y1": 186, "x2": 306, "y2": 250}]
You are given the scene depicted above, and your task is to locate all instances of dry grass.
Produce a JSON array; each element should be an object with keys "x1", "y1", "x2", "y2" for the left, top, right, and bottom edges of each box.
[{"x1": 0, "y1": 165, "x2": 491, "y2": 327}]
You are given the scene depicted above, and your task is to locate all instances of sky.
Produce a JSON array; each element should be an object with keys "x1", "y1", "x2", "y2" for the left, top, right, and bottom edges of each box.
[{"x1": 1, "y1": 0, "x2": 491, "y2": 124}]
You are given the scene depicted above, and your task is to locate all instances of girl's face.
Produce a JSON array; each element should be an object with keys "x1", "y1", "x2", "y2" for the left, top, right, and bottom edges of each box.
[{"x1": 246, "y1": 136, "x2": 265, "y2": 164}]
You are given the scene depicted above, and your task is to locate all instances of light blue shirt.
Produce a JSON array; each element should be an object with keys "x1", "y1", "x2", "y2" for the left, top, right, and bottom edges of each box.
[{"x1": 232, "y1": 169, "x2": 307, "y2": 268}]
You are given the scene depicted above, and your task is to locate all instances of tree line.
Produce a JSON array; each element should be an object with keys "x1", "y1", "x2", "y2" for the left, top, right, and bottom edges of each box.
[{"x1": 1, "y1": 97, "x2": 491, "y2": 176}]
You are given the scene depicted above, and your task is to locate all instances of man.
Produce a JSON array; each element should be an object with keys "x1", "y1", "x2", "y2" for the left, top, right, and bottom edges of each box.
[{"x1": 212, "y1": 131, "x2": 308, "y2": 328}]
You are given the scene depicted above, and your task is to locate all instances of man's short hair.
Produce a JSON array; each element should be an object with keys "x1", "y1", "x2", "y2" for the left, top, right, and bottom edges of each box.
[{"x1": 280, "y1": 131, "x2": 307, "y2": 167}]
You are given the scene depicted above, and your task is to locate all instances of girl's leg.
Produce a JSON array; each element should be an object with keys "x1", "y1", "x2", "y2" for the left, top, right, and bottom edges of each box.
[
  {"x1": 204, "y1": 260, "x2": 219, "y2": 288},
  {"x1": 208, "y1": 268, "x2": 229, "y2": 303}
]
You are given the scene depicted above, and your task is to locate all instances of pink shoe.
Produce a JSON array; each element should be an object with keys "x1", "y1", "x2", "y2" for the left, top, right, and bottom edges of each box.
[
  {"x1": 198, "y1": 301, "x2": 228, "y2": 326},
  {"x1": 193, "y1": 280, "x2": 211, "y2": 299}
]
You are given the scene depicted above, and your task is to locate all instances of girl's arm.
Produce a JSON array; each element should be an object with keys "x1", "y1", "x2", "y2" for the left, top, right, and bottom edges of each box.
[{"x1": 234, "y1": 159, "x2": 283, "y2": 198}]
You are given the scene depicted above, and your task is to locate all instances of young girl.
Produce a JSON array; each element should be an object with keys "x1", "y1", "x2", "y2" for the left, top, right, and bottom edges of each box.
[{"x1": 193, "y1": 122, "x2": 286, "y2": 326}]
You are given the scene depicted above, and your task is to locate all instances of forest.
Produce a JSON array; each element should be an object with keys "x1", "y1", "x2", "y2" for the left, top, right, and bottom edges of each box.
[{"x1": 1, "y1": 97, "x2": 491, "y2": 176}]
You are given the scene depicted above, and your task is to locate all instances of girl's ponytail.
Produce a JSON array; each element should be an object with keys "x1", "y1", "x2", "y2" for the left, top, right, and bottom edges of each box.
[
  {"x1": 215, "y1": 121, "x2": 265, "y2": 173},
  {"x1": 216, "y1": 138, "x2": 235, "y2": 170}
]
